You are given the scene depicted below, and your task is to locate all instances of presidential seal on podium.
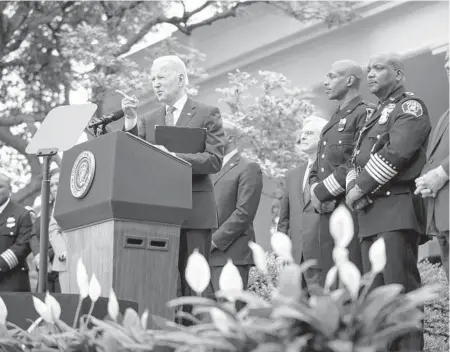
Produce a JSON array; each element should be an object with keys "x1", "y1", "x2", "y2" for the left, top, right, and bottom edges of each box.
[{"x1": 70, "y1": 151, "x2": 96, "y2": 199}]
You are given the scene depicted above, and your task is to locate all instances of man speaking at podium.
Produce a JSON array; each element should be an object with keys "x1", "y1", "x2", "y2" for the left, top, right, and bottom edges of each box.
[{"x1": 121, "y1": 55, "x2": 225, "y2": 302}]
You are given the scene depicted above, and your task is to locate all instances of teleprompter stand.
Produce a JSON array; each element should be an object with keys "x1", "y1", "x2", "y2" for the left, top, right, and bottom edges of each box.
[{"x1": 26, "y1": 104, "x2": 98, "y2": 292}]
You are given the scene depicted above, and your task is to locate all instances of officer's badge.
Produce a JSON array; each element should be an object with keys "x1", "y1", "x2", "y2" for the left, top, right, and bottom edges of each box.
[
  {"x1": 402, "y1": 100, "x2": 423, "y2": 117},
  {"x1": 365, "y1": 108, "x2": 375, "y2": 122},
  {"x1": 6, "y1": 217, "x2": 15, "y2": 228},
  {"x1": 379, "y1": 104, "x2": 395, "y2": 125},
  {"x1": 338, "y1": 118, "x2": 347, "y2": 131}
]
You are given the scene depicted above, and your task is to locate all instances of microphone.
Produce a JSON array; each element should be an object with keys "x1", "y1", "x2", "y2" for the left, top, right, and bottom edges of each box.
[{"x1": 88, "y1": 110, "x2": 124, "y2": 128}]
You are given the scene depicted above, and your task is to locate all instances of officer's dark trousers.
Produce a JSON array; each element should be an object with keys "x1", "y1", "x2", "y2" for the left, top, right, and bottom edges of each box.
[
  {"x1": 318, "y1": 203, "x2": 363, "y2": 286},
  {"x1": 361, "y1": 230, "x2": 423, "y2": 352}
]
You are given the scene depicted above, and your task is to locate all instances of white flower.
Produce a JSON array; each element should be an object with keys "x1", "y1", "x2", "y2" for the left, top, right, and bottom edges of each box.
[
  {"x1": 369, "y1": 237, "x2": 386, "y2": 274},
  {"x1": 270, "y1": 231, "x2": 294, "y2": 262},
  {"x1": 338, "y1": 261, "x2": 361, "y2": 300},
  {"x1": 248, "y1": 241, "x2": 267, "y2": 274},
  {"x1": 141, "y1": 309, "x2": 149, "y2": 329},
  {"x1": 0, "y1": 297, "x2": 7, "y2": 325},
  {"x1": 329, "y1": 204, "x2": 354, "y2": 248},
  {"x1": 108, "y1": 289, "x2": 119, "y2": 321},
  {"x1": 219, "y1": 259, "x2": 243, "y2": 294},
  {"x1": 185, "y1": 249, "x2": 211, "y2": 294},
  {"x1": 77, "y1": 259, "x2": 89, "y2": 299},
  {"x1": 210, "y1": 308, "x2": 234, "y2": 334},
  {"x1": 45, "y1": 292, "x2": 61, "y2": 321},
  {"x1": 332, "y1": 247, "x2": 349, "y2": 266},
  {"x1": 32, "y1": 296, "x2": 53, "y2": 324},
  {"x1": 324, "y1": 265, "x2": 338, "y2": 292},
  {"x1": 89, "y1": 274, "x2": 101, "y2": 302}
]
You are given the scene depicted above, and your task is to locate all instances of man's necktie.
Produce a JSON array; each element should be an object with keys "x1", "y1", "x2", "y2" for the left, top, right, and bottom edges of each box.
[
  {"x1": 302, "y1": 164, "x2": 312, "y2": 203},
  {"x1": 165, "y1": 106, "x2": 176, "y2": 126}
]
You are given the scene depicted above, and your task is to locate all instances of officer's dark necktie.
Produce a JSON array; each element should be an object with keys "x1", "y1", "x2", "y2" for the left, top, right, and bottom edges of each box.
[{"x1": 165, "y1": 106, "x2": 176, "y2": 126}]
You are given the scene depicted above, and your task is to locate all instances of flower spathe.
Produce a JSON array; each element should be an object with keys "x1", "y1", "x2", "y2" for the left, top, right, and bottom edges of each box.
[
  {"x1": 338, "y1": 261, "x2": 361, "y2": 300},
  {"x1": 32, "y1": 292, "x2": 61, "y2": 324},
  {"x1": 0, "y1": 297, "x2": 7, "y2": 325},
  {"x1": 108, "y1": 289, "x2": 119, "y2": 321},
  {"x1": 185, "y1": 249, "x2": 211, "y2": 294},
  {"x1": 33, "y1": 296, "x2": 53, "y2": 324},
  {"x1": 249, "y1": 241, "x2": 268, "y2": 274},
  {"x1": 329, "y1": 204, "x2": 354, "y2": 248},
  {"x1": 369, "y1": 237, "x2": 386, "y2": 274},
  {"x1": 45, "y1": 292, "x2": 61, "y2": 321},
  {"x1": 219, "y1": 259, "x2": 243, "y2": 293},
  {"x1": 89, "y1": 274, "x2": 101, "y2": 303},
  {"x1": 324, "y1": 265, "x2": 338, "y2": 292},
  {"x1": 141, "y1": 309, "x2": 149, "y2": 329},
  {"x1": 270, "y1": 231, "x2": 294, "y2": 263},
  {"x1": 210, "y1": 308, "x2": 233, "y2": 334},
  {"x1": 77, "y1": 259, "x2": 89, "y2": 299},
  {"x1": 332, "y1": 247, "x2": 349, "y2": 266}
]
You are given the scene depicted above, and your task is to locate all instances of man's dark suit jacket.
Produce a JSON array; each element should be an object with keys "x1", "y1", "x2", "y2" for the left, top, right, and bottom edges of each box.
[
  {"x1": 422, "y1": 110, "x2": 449, "y2": 233},
  {"x1": 0, "y1": 200, "x2": 32, "y2": 292},
  {"x1": 129, "y1": 98, "x2": 225, "y2": 229},
  {"x1": 210, "y1": 153, "x2": 263, "y2": 267},
  {"x1": 277, "y1": 164, "x2": 321, "y2": 266}
]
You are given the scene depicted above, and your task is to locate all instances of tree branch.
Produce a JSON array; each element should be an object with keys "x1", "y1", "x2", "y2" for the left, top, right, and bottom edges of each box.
[
  {"x1": 0, "y1": 127, "x2": 42, "y2": 205},
  {"x1": 0, "y1": 113, "x2": 45, "y2": 127},
  {"x1": 114, "y1": 1, "x2": 262, "y2": 57},
  {"x1": 181, "y1": 1, "x2": 262, "y2": 34}
]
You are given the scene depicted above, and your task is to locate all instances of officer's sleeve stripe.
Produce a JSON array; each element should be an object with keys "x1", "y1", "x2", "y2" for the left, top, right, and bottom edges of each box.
[
  {"x1": 373, "y1": 154, "x2": 397, "y2": 176},
  {"x1": 366, "y1": 160, "x2": 391, "y2": 185},
  {"x1": 346, "y1": 169, "x2": 357, "y2": 188},
  {"x1": 323, "y1": 174, "x2": 345, "y2": 196},
  {"x1": 1, "y1": 249, "x2": 18, "y2": 269}
]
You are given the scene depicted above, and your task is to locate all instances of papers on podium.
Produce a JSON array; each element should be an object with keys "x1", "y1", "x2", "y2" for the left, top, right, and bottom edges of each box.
[{"x1": 155, "y1": 125, "x2": 206, "y2": 153}]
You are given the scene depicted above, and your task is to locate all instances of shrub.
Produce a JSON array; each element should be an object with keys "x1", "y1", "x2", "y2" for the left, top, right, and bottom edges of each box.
[
  {"x1": 419, "y1": 260, "x2": 449, "y2": 352},
  {"x1": 0, "y1": 206, "x2": 441, "y2": 352},
  {"x1": 248, "y1": 256, "x2": 450, "y2": 352}
]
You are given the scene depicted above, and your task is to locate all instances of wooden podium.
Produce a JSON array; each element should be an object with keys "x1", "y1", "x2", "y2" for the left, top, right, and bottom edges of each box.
[{"x1": 53, "y1": 131, "x2": 192, "y2": 321}]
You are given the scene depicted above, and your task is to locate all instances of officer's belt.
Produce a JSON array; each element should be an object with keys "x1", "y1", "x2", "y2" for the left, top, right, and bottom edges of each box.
[{"x1": 370, "y1": 182, "x2": 414, "y2": 197}]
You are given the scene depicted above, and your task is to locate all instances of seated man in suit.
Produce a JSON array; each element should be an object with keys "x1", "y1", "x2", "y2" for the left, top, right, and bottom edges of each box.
[
  {"x1": 0, "y1": 172, "x2": 33, "y2": 292},
  {"x1": 207, "y1": 120, "x2": 263, "y2": 299},
  {"x1": 277, "y1": 116, "x2": 329, "y2": 290}
]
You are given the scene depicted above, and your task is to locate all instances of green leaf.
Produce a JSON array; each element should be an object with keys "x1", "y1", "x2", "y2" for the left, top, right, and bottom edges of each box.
[
  {"x1": 356, "y1": 284, "x2": 404, "y2": 335},
  {"x1": 277, "y1": 264, "x2": 302, "y2": 300},
  {"x1": 309, "y1": 296, "x2": 340, "y2": 338},
  {"x1": 167, "y1": 296, "x2": 221, "y2": 309},
  {"x1": 364, "y1": 321, "x2": 422, "y2": 348},
  {"x1": 251, "y1": 342, "x2": 284, "y2": 352},
  {"x1": 354, "y1": 345, "x2": 376, "y2": 352},
  {"x1": 403, "y1": 284, "x2": 440, "y2": 305},
  {"x1": 122, "y1": 308, "x2": 141, "y2": 331},
  {"x1": 248, "y1": 307, "x2": 273, "y2": 319},
  {"x1": 328, "y1": 340, "x2": 353, "y2": 352},
  {"x1": 215, "y1": 290, "x2": 271, "y2": 309},
  {"x1": 151, "y1": 315, "x2": 187, "y2": 332},
  {"x1": 285, "y1": 334, "x2": 312, "y2": 352}
]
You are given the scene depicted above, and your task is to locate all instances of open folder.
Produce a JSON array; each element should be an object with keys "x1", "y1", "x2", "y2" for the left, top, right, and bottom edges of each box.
[{"x1": 155, "y1": 125, "x2": 207, "y2": 153}]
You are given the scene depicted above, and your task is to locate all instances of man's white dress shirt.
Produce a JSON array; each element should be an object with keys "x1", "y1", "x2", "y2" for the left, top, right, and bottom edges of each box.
[{"x1": 124, "y1": 93, "x2": 188, "y2": 130}]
